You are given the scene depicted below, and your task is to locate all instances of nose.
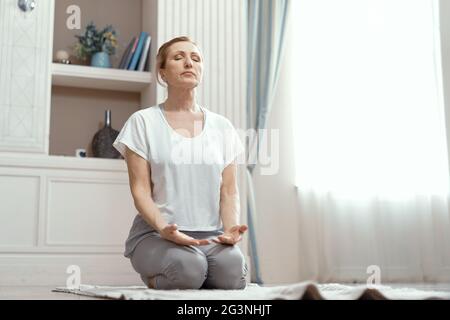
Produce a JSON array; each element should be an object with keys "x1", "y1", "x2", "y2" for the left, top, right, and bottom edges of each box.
[{"x1": 184, "y1": 57, "x2": 193, "y2": 68}]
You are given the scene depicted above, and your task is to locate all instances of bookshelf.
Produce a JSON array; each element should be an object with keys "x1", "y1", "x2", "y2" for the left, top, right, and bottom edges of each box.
[
  {"x1": 50, "y1": 0, "x2": 158, "y2": 158},
  {"x1": 51, "y1": 63, "x2": 153, "y2": 93}
]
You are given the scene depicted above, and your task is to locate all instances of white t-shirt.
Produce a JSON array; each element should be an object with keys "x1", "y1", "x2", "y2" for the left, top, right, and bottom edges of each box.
[{"x1": 113, "y1": 103, "x2": 245, "y2": 257}]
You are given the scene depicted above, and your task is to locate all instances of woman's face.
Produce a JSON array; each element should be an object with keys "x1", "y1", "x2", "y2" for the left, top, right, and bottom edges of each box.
[{"x1": 160, "y1": 41, "x2": 203, "y2": 89}]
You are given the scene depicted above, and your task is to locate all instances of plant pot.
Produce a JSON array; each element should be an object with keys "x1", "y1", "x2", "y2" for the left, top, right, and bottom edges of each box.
[{"x1": 91, "y1": 51, "x2": 111, "y2": 68}]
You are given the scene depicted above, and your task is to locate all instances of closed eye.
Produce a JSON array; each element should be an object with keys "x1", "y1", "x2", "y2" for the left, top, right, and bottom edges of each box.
[{"x1": 174, "y1": 54, "x2": 201, "y2": 62}]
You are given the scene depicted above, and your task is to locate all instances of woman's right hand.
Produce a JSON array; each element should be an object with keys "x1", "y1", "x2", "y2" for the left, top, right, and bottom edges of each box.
[{"x1": 159, "y1": 224, "x2": 211, "y2": 246}]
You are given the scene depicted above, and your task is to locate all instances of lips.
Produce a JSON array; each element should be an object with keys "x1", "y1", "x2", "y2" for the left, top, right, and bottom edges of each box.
[{"x1": 182, "y1": 72, "x2": 196, "y2": 76}]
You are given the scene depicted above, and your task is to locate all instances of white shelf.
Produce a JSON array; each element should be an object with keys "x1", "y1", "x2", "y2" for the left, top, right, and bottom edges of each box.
[{"x1": 51, "y1": 63, "x2": 152, "y2": 93}]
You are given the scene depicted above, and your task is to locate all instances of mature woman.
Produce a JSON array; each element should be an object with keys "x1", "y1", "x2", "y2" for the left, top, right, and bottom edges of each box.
[{"x1": 113, "y1": 36, "x2": 248, "y2": 290}]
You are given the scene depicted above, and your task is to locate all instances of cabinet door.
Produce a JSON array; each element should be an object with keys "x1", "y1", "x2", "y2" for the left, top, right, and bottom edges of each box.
[{"x1": 0, "y1": 0, "x2": 54, "y2": 154}]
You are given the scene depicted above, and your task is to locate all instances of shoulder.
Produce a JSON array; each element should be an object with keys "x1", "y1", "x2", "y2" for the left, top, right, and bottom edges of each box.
[
  {"x1": 203, "y1": 107, "x2": 236, "y2": 130},
  {"x1": 133, "y1": 105, "x2": 160, "y2": 119},
  {"x1": 126, "y1": 105, "x2": 161, "y2": 125}
]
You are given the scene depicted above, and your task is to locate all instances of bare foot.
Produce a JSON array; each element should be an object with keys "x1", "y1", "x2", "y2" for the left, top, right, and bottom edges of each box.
[{"x1": 147, "y1": 276, "x2": 156, "y2": 289}]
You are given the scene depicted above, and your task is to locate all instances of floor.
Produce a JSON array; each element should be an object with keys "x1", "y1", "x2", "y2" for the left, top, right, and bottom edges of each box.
[
  {"x1": 1, "y1": 283, "x2": 450, "y2": 300},
  {"x1": 0, "y1": 286, "x2": 100, "y2": 300}
]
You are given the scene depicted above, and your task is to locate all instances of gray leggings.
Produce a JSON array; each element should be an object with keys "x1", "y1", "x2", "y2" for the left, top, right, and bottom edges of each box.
[{"x1": 129, "y1": 230, "x2": 248, "y2": 290}]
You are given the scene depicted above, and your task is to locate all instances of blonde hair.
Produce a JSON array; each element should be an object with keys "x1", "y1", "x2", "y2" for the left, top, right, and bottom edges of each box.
[{"x1": 155, "y1": 36, "x2": 203, "y2": 87}]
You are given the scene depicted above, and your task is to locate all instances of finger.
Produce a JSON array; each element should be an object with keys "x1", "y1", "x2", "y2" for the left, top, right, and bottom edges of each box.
[
  {"x1": 197, "y1": 239, "x2": 211, "y2": 245},
  {"x1": 213, "y1": 237, "x2": 238, "y2": 246},
  {"x1": 215, "y1": 236, "x2": 226, "y2": 243},
  {"x1": 220, "y1": 236, "x2": 234, "y2": 244},
  {"x1": 239, "y1": 225, "x2": 248, "y2": 233},
  {"x1": 218, "y1": 235, "x2": 229, "y2": 242},
  {"x1": 223, "y1": 239, "x2": 237, "y2": 246},
  {"x1": 229, "y1": 225, "x2": 240, "y2": 232},
  {"x1": 184, "y1": 239, "x2": 200, "y2": 246},
  {"x1": 211, "y1": 238, "x2": 222, "y2": 244},
  {"x1": 180, "y1": 234, "x2": 197, "y2": 243}
]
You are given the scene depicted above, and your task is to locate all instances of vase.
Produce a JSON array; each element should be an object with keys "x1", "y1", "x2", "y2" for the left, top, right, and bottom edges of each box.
[
  {"x1": 92, "y1": 109, "x2": 121, "y2": 159},
  {"x1": 91, "y1": 51, "x2": 111, "y2": 68}
]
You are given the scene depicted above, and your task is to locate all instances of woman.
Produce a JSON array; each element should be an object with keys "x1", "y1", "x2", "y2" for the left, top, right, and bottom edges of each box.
[{"x1": 113, "y1": 36, "x2": 249, "y2": 290}]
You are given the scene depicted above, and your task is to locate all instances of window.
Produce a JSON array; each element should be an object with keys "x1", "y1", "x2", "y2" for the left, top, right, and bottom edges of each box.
[{"x1": 290, "y1": 0, "x2": 449, "y2": 199}]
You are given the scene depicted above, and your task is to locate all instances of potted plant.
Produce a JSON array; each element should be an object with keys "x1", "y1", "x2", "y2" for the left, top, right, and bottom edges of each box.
[{"x1": 74, "y1": 22, "x2": 118, "y2": 68}]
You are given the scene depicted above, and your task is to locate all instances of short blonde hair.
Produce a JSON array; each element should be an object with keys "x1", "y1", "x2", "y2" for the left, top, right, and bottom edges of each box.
[{"x1": 155, "y1": 36, "x2": 203, "y2": 86}]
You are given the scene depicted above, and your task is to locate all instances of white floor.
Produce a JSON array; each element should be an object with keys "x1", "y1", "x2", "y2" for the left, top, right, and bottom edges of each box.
[{"x1": 1, "y1": 283, "x2": 450, "y2": 300}]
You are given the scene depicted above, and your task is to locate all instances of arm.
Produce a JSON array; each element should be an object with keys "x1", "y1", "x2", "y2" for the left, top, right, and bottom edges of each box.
[
  {"x1": 214, "y1": 161, "x2": 248, "y2": 245},
  {"x1": 219, "y1": 162, "x2": 241, "y2": 231},
  {"x1": 125, "y1": 147, "x2": 210, "y2": 246},
  {"x1": 125, "y1": 146, "x2": 167, "y2": 232}
]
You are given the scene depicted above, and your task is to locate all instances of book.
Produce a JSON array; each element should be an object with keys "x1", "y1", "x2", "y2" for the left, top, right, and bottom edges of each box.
[
  {"x1": 137, "y1": 35, "x2": 152, "y2": 72},
  {"x1": 144, "y1": 49, "x2": 151, "y2": 71},
  {"x1": 128, "y1": 31, "x2": 148, "y2": 70},
  {"x1": 122, "y1": 37, "x2": 139, "y2": 70},
  {"x1": 118, "y1": 37, "x2": 135, "y2": 69}
]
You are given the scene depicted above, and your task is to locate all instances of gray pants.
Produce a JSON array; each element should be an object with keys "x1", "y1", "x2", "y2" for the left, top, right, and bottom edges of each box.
[{"x1": 129, "y1": 230, "x2": 248, "y2": 290}]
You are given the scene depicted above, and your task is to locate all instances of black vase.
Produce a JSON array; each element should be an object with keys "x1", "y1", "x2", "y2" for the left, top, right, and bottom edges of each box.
[{"x1": 92, "y1": 109, "x2": 121, "y2": 159}]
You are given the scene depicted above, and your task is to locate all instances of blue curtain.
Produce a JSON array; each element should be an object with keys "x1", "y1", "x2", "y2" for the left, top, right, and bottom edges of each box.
[{"x1": 246, "y1": 0, "x2": 290, "y2": 284}]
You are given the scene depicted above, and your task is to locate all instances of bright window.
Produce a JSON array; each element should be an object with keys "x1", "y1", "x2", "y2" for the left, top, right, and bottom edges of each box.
[{"x1": 290, "y1": 0, "x2": 450, "y2": 199}]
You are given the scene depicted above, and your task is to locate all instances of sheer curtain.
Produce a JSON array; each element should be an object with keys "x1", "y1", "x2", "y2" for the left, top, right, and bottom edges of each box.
[{"x1": 290, "y1": 0, "x2": 450, "y2": 282}]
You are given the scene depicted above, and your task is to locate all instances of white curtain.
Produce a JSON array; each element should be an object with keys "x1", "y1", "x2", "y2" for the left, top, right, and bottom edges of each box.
[{"x1": 290, "y1": 0, "x2": 450, "y2": 282}]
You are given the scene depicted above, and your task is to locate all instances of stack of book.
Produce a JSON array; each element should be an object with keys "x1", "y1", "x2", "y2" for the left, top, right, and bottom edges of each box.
[{"x1": 118, "y1": 32, "x2": 152, "y2": 71}]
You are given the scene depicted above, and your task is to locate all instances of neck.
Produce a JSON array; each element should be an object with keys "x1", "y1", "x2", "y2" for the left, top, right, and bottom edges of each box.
[{"x1": 164, "y1": 87, "x2": 197, "y2": 112}]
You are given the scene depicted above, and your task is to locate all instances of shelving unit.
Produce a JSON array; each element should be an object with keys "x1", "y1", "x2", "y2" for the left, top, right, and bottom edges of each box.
[
  {"x1": 49, "y1": 0, "x2": 158, "y2": 158},
  {"x1": 51, "y1": 63, "x2": 153, "y2": 92}
]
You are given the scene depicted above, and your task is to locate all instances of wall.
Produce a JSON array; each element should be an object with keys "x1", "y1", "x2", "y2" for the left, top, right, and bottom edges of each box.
[{"x1": 155, "y1": 0, "x2": 247, "y2": 131}]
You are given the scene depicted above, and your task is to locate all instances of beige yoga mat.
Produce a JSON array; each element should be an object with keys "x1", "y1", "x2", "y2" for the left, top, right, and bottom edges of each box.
[{"x1": 52, "y1": 281, "x2": 450, "y2": 300}]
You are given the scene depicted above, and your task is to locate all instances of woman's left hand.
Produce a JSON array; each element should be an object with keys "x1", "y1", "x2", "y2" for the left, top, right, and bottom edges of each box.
[{"x1": 212, "y1": 224, "x2": 248, "y2": 245}]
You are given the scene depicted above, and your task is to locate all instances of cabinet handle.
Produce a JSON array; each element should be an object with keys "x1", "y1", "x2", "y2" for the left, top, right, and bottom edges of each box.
[{"x1": 18, "y1": 0, "x2": 36, "y2": 12}]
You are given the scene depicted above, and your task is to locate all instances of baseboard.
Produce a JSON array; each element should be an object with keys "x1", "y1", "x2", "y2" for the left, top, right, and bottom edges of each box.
[
  {"x1": 0, "y1": 254, "x2": 141, "y2": 286},
  {"x1": 331, "y1": 266, "x2": 450, "y2": 283}
]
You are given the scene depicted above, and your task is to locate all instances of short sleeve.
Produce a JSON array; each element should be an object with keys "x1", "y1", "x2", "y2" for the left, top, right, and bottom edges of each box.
[
  {"x1": 223, "y1": 120, "x2": 245, "y2": 168},
  {"x1": 113, "y1": 112, "x2": 150, "y2": 161}
]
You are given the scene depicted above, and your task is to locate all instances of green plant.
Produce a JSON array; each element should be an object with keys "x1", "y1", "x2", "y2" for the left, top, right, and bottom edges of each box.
[{"x1": 74, "y1": 22, "x2": 118, "y2": 61}]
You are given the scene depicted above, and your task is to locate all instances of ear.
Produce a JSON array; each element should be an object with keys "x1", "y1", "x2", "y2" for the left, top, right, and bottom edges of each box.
[{"x1": 159, "y1": 71, "x2": 166, "y2": 82}]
